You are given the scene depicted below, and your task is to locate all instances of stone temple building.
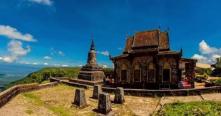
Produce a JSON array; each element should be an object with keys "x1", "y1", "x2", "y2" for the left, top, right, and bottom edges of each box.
[
  {"x1": 111, "y1": 29, "x2": 196, "y2": 89},
  {"x1": 78, "y1": 40, "x2": 105, "y2": 82}
]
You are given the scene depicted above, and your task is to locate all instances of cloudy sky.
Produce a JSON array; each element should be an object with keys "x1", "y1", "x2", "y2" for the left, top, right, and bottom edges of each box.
[{"x1": 0, "y1": 0, "x2": 221, "y2": 67}]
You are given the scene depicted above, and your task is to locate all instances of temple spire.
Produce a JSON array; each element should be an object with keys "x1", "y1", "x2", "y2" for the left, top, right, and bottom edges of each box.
[{"x1": 90, "y1": 39, "x2": 95, "y2": 50}]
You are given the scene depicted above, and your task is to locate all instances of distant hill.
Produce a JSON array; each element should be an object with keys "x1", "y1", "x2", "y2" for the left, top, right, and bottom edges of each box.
[
  {"x1": 0, "y1": 63, "x2": 41, "y2": 91},
  {"x1": 4, "y1": 67, "x2": 113, "y2": 90},
  {"x1": 0, "y1": 63, "x2": 41, "y2": 75},
  {"x1": 4, "y1": 67, "x2": 81, "y2": 89}
]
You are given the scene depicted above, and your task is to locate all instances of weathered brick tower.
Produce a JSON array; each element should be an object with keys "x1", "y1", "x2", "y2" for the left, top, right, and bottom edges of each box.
[{"x1": 77, "y1": 39, "x2": 105, "y2": 82}]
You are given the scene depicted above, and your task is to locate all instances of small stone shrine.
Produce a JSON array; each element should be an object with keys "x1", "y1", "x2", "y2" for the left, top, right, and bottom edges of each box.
[{"x1": 78, "y1": 39, "x2": 105, "y2": 82}]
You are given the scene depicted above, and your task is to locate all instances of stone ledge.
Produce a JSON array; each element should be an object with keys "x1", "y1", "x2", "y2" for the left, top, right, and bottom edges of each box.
[
  {"x1": 0, "y1": 82, "x2": 58, "y2": 108},
  {"x1": 102, "y1": 86, "x2": 221, "y2": 97},
  {"x1": 69, "y1": 79, "x2": 103, "y2": 86}
]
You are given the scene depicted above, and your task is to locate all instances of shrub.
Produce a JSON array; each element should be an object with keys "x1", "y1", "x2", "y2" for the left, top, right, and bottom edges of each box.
[{"x1": 195, "y1": 74, "x2": 208, "y2": 82}]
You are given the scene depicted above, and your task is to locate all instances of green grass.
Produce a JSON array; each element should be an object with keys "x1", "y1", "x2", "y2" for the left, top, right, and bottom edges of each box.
[
  {"x1": 156, "y1": 101, "x2": 221, "y2": 116},
  {"x1": 22, "y1": 92, "x2": 72, "y2": 116},
  {"x1": 25, "y1": 109, "x2": 33, "y2": 114}
]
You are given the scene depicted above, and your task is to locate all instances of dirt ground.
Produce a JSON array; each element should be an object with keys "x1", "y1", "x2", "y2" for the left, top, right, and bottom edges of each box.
[{"x1": 0, "y1": 84, "x2": 221, "y2": 116}]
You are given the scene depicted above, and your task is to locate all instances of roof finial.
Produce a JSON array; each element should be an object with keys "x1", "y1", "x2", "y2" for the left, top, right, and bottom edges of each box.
[
  {"x1": 158, "y1": 25, "x2": 161, "y2": 31},
  {"x1": 166, "y1": 27, "x2": 170, "y2": 32},
  {"x1": 90, "y1": 34, "x2": 95, "y2": 50},
  {"x1": 180, "y1": 48, "x2": 183, "y2": 56}
]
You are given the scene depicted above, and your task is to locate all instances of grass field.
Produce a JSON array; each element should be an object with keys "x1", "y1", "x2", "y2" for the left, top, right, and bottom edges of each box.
[
  {"x1": 1, "y1": 84, "x2": 221, "y2": 116},
  {"x1": 156, "y1": 101, "x2": 221, "y2": 116},
  {"x1": 0, "y1": 84, "x2": 159, "y2": 116}
]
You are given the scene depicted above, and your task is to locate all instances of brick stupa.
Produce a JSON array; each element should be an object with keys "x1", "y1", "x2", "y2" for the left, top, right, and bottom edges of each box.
[{"x1": 77, "y1": 40, "x2": 105, "y2": 82}]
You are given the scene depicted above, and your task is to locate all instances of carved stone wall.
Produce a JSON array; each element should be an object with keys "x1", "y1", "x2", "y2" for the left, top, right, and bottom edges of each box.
[
  {"x1": 115, "y1": 59, "x2": 131, "y2": 83},
  {"x1": 131, "y1": 56, "x2": 153, "y2": 83},
  {"x1": 158, "y1": 57, "x2": 179, "y2": 84},
  {"x1": 114, "y1": 55, "x2": 181, "y2": 88}
]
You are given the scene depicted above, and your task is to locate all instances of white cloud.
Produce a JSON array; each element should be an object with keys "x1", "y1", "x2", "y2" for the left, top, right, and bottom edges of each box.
[
  {"x1": 118, "y1": 47, "x2": 123, "y2": 50},
  {"x1": 102, "y1": 65, "x2": 108, "y2": 68},
  {"x1": 44, "y1": 62, "x2": 48, "y2": 65},
  {"x1": 0, "y1": 40, "x2": 31, "y2": 63},
  {"x1": 8, "y1": 40, "x2": 31, "y2": 56},
  {"x1": 28, "y1": 0, "x2": 53, "y2": 6},
  {"x1": 192, "y1": 40, "x2": 221, "y2": 64},
  {"x1": 0, "y1": 25, "x2": 36, "y2": 42},
  {"x1": 50, "y1": 48, "x2": 65, "y2": 56},
  {"x1": 199, "y1": 40, "x2": 218, "y2": 54},
  {"x1": 19, "y1": 61, "x2": 31, "y2": 65},
  {"x1": 53, "y1": 64, "x2": 60, "y2": 67},
  {"x1": 58, "y1": 51, "x2": 65, "y2": 56},
  {"x1": 32, "y1": 62, "x2": 38, "y2": 65},
  {"x1": 43, "y1": 56, "x2": 52, "y2": 60},
  {"x1": 61, "y1": 64, "x2": 68, "y2": 67},
  {"x1": 192, "y1": 54, "x2": 208, "y2": 63},
  {"x1": 97, "y1": 50, "x2": 110, "y2": 56}
]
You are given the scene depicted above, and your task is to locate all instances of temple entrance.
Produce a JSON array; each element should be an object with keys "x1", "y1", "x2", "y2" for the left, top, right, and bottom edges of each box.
[
  {"x1": 148, "y1": 63, "x2": 155, "y2": 82},
  {"x1": 163, "y1": 69, "x2": 170, "y2": 82},
  {"x1": 163, "y1": 63, "x2": 171, "y2": 82},
  {"x1": 134, "y1": 64, "x2": 141, "y2": 82},
  {"x1": 121, "y1": 64, "x2": 127, "y2": 82},
  {"x1": 121, "y1": 70, "x2": 127, "y2": 81}
]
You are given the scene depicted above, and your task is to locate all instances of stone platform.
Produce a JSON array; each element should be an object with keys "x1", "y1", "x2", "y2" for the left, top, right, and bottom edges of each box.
[
  {"x1": 78, "y1": 70, "x2": 105, "y2": 81},
  {"x1": 69, "y1": 78, "x2": 103, "y2": 86}
]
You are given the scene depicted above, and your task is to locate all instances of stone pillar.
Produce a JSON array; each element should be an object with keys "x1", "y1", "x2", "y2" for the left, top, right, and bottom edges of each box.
[
  {"x1": 92, "y1": 85, "x2": 102, "y2": 99},
  {"x1": 73, "y1": 89, "x2": 87, "y2": 108},
  {"x1": 98, "y1": 93, "x2": 112, "y2": 114},
  {"x1": 114, "y1": 87, "x2": 125, "y2": 104}
]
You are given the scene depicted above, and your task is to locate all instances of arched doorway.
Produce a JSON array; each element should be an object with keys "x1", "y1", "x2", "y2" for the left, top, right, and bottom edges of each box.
[
  {"x1": 148, "y1": 63, "x2": 155, "y2": 82},
  {"x1": 134, "y1": 64, "x2": 141, "y2": 82},
  {"x1": 120, "y1": 64, "x2": 127, "y2": 82},
  {"x1": 163, "y1": 63, "x2": 171, "y2": 82}
]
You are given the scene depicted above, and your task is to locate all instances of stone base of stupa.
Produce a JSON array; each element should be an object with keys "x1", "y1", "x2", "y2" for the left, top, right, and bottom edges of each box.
[
  {"x1": 69, "y1": 78, "x2": 103, "y2": 86},
  {"x1": 78, "y1": 70, "x2": 105, "y2": 81}
]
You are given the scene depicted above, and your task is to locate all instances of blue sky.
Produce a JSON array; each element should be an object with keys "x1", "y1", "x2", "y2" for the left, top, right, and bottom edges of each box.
[{"x1": 0, "y1": 0, "x2": 221, "y2": 67}]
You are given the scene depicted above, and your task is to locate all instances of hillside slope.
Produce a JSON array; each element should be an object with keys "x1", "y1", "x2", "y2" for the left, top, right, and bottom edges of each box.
[{"x1": 5, "y1": 67, "x2": 81, "y2": 89}]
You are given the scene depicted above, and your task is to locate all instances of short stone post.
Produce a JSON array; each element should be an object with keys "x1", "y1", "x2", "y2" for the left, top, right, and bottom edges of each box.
[
  {"x1": 92, "y1": 85, "x2": 102, "y2": 99},
  {"x1": 114, "y1": 87, "x2": 125, "y2": 104},
  {"x1": 98, "y1": 93, "x2": 112, "y2": 114},
  {"x1": 73, "y1": 89, "x2": 87, "y2": 108}
]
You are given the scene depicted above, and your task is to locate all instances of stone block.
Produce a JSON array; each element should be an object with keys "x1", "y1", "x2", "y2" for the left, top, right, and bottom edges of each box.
[
  {"x1": 98, "y1": 93, "x2": 111, "y2": 114},
  {"x1": 114, "y1": 87, "x2": 125, "y2": 104},
  {"x1": 73, "y1": 89, "x2": 87, "y2": 108},
  {"x1": 92, "y1": 85, "x2": 102, "y2": 99}
]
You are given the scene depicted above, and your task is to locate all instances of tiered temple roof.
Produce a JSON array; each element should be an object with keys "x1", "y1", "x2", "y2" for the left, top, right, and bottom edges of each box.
[
  {"x1": 112, "y1": 29, "x2": 180, "y2": 60},
  {"x1": 123, "y1": 29, "x2": 170, "y2": 54}
]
